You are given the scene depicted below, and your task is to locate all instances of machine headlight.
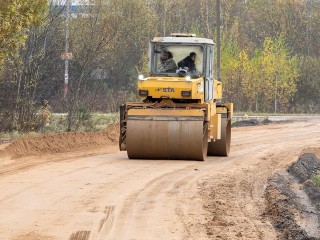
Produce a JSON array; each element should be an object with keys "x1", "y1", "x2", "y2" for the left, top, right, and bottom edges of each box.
[
  {"x1": 181, "y1": 91, "x2": 191, "y2": 97},
  {"x1": 139, "y1": 90, "x2": 149, "y2": 96},
  {"x1": 138, "y1": 74, "x2": 144, "y2": 80},
  {"x1": 185, "y1": 76, "x2": 191, "y2": 81}
]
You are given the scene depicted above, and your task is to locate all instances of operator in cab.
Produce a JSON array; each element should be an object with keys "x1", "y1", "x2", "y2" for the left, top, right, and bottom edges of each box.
[
  {"x1": 178, "y1": 52, "x2": 197, "y2": 72},
  {"x1": 158, "y1": 50, "x2": 177, "y2": 72}
]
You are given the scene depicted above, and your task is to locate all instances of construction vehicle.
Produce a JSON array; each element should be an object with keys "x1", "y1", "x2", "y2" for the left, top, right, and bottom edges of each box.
[{"x1": 119, "y1": 33, "x2": 233, "y2": 160}]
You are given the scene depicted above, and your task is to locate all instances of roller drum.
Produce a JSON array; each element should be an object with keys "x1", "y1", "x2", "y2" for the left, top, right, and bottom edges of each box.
[{"x1": 126, "y1": 119, "x2": 207, "y2": 160}]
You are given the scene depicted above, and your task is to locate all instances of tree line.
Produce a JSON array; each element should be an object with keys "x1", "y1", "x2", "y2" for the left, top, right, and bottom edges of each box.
[{"x1": 0, "y1": 0, "x2": 319, "y2": 131}]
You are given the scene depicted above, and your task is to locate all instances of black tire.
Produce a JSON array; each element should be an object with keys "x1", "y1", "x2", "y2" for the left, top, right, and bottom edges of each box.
[
  {"x1": 201, "y1": 122, "x2": 209, "y2": 161},
  {"x1": 207, "y1": 118, "x2": 231, "y2": 157}
]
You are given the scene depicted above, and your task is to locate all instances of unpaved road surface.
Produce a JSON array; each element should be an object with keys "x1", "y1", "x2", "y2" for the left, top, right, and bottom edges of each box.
[{"x1": 0, "y1": 120, "x2": 320, "y2": 240}]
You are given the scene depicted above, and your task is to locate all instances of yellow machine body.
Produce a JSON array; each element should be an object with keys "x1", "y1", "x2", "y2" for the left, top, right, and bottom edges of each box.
[
  {"x1": 139, "y1": 77, "x2": 203, "y2": 100},
  {"x1": 137, "y1": 77, "x2": 223, "y2": 102},
  {"x1": 119, "y1": 34, "x2": 233, "y2": 160}
]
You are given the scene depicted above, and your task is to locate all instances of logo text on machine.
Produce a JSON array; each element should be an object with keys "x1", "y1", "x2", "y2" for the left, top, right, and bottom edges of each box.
[{"x1": 155, "y1": 88, "x2": 175, "y2": 92}]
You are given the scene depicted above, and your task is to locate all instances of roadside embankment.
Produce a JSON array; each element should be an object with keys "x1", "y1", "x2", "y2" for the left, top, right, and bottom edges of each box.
[
  {"x1": 0, "y1": 124, "x2": 119, "y2": 159},
  {"x1": 265, "y1": 151, "x2": 320, "y2": 240}
]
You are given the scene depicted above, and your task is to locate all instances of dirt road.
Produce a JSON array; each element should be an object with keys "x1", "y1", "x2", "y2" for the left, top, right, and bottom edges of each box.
[{"x1": 0, "y1": 120, "x2": 320, "y2": 240}]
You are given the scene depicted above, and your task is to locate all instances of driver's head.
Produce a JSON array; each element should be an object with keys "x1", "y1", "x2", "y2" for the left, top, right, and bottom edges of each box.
[
  {"x1": 190, "y1": 52, "x2": 196, "y2": 61},
  {"x1": 161, "y1": 50, "x2": 170, "y2": 60}
]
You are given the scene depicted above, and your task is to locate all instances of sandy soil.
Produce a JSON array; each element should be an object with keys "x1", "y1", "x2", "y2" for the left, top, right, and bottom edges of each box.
[{"x1": 0, "y1": 120, "x2": 319, "y2": 240}]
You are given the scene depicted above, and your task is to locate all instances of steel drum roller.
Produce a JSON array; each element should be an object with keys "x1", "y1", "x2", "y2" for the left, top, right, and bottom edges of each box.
[{"x1": 126, "y1": 118, "x2": 207, "y2": 160}]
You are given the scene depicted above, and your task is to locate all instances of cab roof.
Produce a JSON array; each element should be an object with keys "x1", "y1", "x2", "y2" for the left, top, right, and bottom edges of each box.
[{"x1": 152, "y1": 37, "x2": 215, "y2": 45}]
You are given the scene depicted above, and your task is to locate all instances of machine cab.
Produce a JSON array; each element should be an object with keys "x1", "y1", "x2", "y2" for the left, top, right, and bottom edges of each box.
[{"x1": 142, "y1": 33, "x2": 219, "y2": 103}]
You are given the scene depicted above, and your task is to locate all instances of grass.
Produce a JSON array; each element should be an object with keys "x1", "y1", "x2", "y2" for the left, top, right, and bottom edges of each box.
[
  {"x1": 0, "y1": 112, "x2": 120, "y2": 140},
  {"x1": 312, "y1": 175, "x2": 320, "y2": 187},
  {"x1": 235, "y1": 111, "x2": 320, "y2": 116},
  {"x1": 232, "y1": 112, "x2": 320, "y2": 124},
  {"x1": 1, "y1": 111, "x2": 318, "y2": 140},
  {"x1": 85, "y1": 112, "x2": 119, "y2": 131},
  {"x1": 45, "y1": 112, "x2": 119, "y2": 132},
  {"x1": 0, "y1": 131, "x2": 40, "y2": 140}
]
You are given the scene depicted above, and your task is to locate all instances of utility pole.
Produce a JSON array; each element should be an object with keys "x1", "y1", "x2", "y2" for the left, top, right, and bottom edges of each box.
[
  {"x1": 163, "y1": 1, "x2": 166, "y2": 36},
  {"x1": 275, "y1": 74, "x2": 278, "y2": 114},
  {"x1": 63, "y1": 0, "x2": 71, "y2": 98},
  {"x1": 216, "y1": 0, "x2": 221, "y2": 82}
]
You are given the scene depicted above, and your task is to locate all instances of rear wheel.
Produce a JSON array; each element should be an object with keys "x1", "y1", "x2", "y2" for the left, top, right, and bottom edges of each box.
[
  {"x1": 207, "y1": 118, "x2": 231, "y2": 156},
  {"x1": 201, "y1": 122, "x2": 209, "y2": 161}
]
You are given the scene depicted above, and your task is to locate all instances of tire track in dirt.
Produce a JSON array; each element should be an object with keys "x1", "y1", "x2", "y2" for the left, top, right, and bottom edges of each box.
[
  {"x1": 197, "y1": 122, "x2": 320, "y2": 240},
  {"x1": 68, "y1": 206, "x2": 115, "y2": 240},
  {"x1": 0, "y1": 120, "x2": 320, "y2": 240},
  {"x1": 108, "y1": 167, "x2": 197, "y2": 239},
  {"x1": 67, "y1": 121, "x2": 320, "y2": 239}
]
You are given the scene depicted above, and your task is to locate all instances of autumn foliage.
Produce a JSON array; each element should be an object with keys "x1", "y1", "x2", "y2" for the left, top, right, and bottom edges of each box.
[{"x1": 0, "y1": 0, "x2": 319, "y2": 132}]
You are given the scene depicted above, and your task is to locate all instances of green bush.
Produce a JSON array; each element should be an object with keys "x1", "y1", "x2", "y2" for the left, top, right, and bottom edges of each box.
[{"x1": 313, "y1": 175, "x2": 320, "y2": 187}]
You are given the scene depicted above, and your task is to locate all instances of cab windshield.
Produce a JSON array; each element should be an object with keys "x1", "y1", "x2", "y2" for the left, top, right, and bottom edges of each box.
[{"x1": 152, "y1": 45, "x2": 204, "y2": 76}]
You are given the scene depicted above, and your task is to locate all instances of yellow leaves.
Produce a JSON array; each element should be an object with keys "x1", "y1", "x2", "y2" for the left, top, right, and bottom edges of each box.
[
  {"x1": 239, "y1": 50, "x2": 249, "y2": 63},
  {"x1": 222, "y1": 37, "x2": 299, "y2": 112},
  {"x1": 0, "y1": 0, "x2": 47, "y2": 68}
]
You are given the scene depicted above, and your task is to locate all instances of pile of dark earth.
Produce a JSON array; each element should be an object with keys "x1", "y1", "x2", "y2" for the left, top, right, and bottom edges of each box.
[
  {"x1": 232, "y1": 118, "x2": 272, "y2": 127},
  {"x1": 0, "y1": 138, "x2": 14, "y2": 144},
  {"x1": 265, "y1": 153, "x2": 320, "y2": 240}
]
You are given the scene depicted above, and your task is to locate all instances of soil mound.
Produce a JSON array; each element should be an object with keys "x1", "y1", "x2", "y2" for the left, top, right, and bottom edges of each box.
[
  {"x1": 289, "y1": 153, "x2": 320, "y2": 183},
  {"x1": 302, "y1": 146, "x2": 320, "y2": 159},
  {"x1": 0, "y1": 138, "x2": 13, "y2": 144},
  {"x1": 288, "y1": 153, "x2": 320, "y2": 210},
  {"x1": 265, "y1": 153, "x2": 320, "y2": 239},
  {"x1": 232, "y1": 118, "x2": 274, "y2": 128},
  {"x1": 232, "y1": 119, "x2": 260, "y2": 127},
  {"x1": 2, "y1": 124, "x2": 119, "y2": 159}
]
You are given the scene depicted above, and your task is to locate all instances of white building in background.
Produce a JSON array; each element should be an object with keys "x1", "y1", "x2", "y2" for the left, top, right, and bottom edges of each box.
[
  {"x1": 50, "y1": 0, "x2": 94, "y2": 17},
  {"x1": 50, "y1": 0, "x2": 92, "y2": 5}
]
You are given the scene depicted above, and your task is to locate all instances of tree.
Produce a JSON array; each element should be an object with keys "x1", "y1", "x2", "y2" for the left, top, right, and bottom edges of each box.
[
  {"x1": 222, "y1": 37, "x2": 298, "y2": 113},
  {"x1": 1, "y1": 0, "x2": 319, "y2": 133},
  {"x1": 257, "y1": 37, "x2": 298, "y2": 112},
  {"x1": 0, "y1": 3, "x2": 64, "y2": 131},
  {"x1": 293, "y1": 56, "x2": 320, "y2": 113},
  {"x1": 64, "y1": 0, "x2": 157, "y2": 130},
  {"x1": 0, "y1": 0, "x2": 47, "y2": 68}
]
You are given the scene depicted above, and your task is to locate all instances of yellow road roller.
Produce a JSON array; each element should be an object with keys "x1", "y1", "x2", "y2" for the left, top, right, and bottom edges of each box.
[{"x1": 119, "y1": 34, "x2": 233, "y2": 160}]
